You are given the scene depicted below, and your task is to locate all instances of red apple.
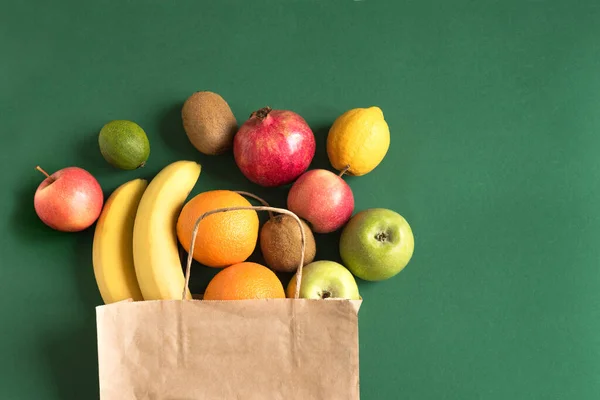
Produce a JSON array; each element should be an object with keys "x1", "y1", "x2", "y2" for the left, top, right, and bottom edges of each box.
[
  {"x1": 233, "y1": 107, "x2": 316, "y2": 187},
  {"x1": 287, "y1": 169, "x2": 354, "y2": 234},
  {"x1": 34, "y1": 166, "x2": 104, "y2": 232}
]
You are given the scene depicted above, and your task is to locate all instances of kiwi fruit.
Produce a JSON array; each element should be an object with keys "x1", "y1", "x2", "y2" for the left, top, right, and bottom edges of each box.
[
  {"x1": 260, "y1": 214, "x2": 316, "y2": 273},
  {"x1": 181, "y1": 91, "x2": 238, "y2": 155}
]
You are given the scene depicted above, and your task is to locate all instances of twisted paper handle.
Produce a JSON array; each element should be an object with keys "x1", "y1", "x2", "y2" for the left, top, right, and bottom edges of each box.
[{"x1": 182, "y1": 206, "x2": 306, "y2": 300}]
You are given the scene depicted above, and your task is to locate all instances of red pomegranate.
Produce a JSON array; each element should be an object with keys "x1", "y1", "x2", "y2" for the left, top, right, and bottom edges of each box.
[{"x1": 233, "y1": 107, "x2": 316, "y2": 187}]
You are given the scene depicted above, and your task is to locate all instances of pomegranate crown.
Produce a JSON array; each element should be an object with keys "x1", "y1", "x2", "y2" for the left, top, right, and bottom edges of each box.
[{"x1": 250, "y1": 106, "x2": 272, "y2": 120}]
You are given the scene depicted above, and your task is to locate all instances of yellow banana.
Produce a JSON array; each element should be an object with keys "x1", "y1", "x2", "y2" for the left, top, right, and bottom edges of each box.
[
  {"x1": 133, "y1": 160, "x2": 201, "y2": 300},
  {"x1": 93, "y1": 178, "x2": 148, "y2": 304}
]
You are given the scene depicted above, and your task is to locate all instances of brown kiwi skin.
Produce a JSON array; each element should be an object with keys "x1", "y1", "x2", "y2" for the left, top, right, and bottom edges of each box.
[
  {"x1": 260, "y1": 214, "x2": 316, "y2": 273},
  {"x1": 181, "y1": 91, "x2": 238, "y2": 155}
]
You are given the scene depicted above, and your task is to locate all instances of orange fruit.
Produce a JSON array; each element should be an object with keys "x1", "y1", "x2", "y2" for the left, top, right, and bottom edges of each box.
[
  {"x1": 203, "y1": 262, "x2": 286, "y2": 300},
  {"x1": 176, "y1": 190, "x2": 259, "y2": 267}
]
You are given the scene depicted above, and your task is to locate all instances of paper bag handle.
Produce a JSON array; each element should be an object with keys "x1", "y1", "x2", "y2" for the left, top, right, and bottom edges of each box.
[{"x1": 182, "y1": 206, "x2": 306, "y2": 300}]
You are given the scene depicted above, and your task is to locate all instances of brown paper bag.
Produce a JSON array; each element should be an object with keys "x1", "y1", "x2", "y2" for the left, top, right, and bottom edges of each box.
[{"x1": 96, "y1": 205, "x2": 362, "y2": 400}]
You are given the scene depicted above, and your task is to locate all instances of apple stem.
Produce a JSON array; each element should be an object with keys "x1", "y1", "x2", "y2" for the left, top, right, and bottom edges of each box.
[
  {"x1": 35, "y1": 166, "x2": 54, "y2": 183},
  {"x1": 338, "y1": 165, "x2": 350, "y2": 177},
  {"x1": 234, "y1": 191, "x2": 274, "y2": 219}
]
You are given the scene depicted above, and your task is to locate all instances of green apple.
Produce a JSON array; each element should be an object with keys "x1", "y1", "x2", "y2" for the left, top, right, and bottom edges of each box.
[
  {"x1": 340, "y1": 208, "x2": 414, "y2": 281},
  {"x1": 286, "y1": 260, "x2": 360, "y2": 300}
]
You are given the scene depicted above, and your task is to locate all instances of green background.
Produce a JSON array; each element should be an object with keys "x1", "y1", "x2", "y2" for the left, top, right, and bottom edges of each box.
[{"x1": 1, "y1": 0, "x2": 599, "y2": 398}]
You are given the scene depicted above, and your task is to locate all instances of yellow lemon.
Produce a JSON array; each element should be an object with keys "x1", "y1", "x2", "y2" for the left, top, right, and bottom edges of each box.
[{"x1": 326, "y1": 106, "x2": 390, "y2": 176}]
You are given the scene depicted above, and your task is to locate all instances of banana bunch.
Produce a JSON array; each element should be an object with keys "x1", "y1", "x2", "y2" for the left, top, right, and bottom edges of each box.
[{"x1": 92, "y1": 160, "x2": 201, "y2": 304}]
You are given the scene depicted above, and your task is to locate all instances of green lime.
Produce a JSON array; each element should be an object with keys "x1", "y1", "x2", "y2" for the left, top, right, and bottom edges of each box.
[{"x1": 98, "y1": 120, "x2": 150, "y2": 170}]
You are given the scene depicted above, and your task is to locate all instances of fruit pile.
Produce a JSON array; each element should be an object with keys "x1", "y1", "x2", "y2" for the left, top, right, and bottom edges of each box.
[{"x1": 33, "y1": 91, "x2": 415, "y2": 303}]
